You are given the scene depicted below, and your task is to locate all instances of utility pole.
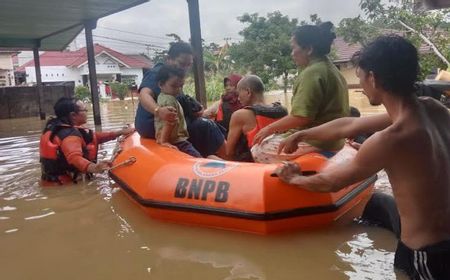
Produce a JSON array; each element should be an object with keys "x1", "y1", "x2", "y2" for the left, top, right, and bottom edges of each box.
[
  {"x1": 145, "y1": 45, "x2": 151, "y2": 57},
  {"x1": 187, "y1": 0, "x2": 207, "y2": 108}
]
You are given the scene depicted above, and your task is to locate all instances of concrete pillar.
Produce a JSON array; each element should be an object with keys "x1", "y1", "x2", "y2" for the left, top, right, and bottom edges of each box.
[
  {"x1": 33, "y1": 46, "x2": 46, "y2": 120},
  {"x1": 84, "y1": 19, "x2": 101, "y2": 125}
]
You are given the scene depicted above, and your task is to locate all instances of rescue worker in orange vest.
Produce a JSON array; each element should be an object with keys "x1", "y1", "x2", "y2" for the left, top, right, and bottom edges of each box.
[
  {"x1": 225, "y1": 75, "x2": 287, "y2": 161},
  {"x1": 40, "y1": 97, "x2": 134, "y2": 185}
]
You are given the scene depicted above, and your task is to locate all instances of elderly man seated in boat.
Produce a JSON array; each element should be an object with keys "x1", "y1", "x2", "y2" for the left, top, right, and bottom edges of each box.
[{"x1": 225, "y1": 75, "x2": 288, "y2": 162}]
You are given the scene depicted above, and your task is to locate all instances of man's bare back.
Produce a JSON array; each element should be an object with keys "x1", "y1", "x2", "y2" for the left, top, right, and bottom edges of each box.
[
  {"x1": 275, "y1": 35, "x2": 450, "y2": 278},
  {"x1": 381, "y1": 97, "x2": 450, "y2": 249}
]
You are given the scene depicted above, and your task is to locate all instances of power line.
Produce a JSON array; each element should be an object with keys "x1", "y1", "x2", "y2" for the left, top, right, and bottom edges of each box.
[
  {"x1": 98, "y1": 26, "x2": 241, "y2": 46},
  {"x1": 79, "y1": 31, "x2": 166, "y2": 49},
  {"x1": 97, "y1": 26, "x2": 173, "y2": 41},
  {"x1": 93, "y1": 35, "x2": 165, "y2": 49}
]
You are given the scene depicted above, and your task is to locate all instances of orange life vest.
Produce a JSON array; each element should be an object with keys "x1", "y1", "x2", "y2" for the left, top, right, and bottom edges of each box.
[
  {"x1": 245, "y1": 104, "x2": 288, "y2": 147},
  {"x1": 40, "y1": 119, "x2": 98, "y2": 184},
  {"x1": 232, "y1": 104, "x2": 287, "y2": 162}
]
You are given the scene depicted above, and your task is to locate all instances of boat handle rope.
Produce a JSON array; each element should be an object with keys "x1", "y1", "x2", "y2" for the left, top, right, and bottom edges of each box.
[
  {"x1": 108, "y1": 156, "x2": 136, "y2": 171},
  {"x1": 110, "y1": 146, "x2": 122, "y2": 162}
]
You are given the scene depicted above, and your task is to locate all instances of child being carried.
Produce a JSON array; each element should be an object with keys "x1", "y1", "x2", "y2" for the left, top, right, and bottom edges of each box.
[{"x1": 154, "y1": 65, "x2": 202, "y2": 158}]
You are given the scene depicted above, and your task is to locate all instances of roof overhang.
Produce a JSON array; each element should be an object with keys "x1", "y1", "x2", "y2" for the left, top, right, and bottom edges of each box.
[
  {"x1": 414, "y1": 0, "x2": 450, "y2": 10},
  {"x1": 77, "y1": 50, "x2": 131, "y2": 68},
  {"x1": 0, "y1": 0, "x2": 149, "y2": 51}
]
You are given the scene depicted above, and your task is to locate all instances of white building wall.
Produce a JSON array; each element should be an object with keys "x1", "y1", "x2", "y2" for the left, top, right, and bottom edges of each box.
[
  {"x1": 0, "y1": 54, "x2": 13, "y2": 70},
  {"x1": 339, "y1": 62, "x2": 360, "y2": 86},
  {"x1": 0, "y1": 70, "x2": 15, "y2": 86},
  {"x1": 25, "y1": 66, "x2": 82, "y2": 86},
  {"x1": 79, "y1": 64, "x2": 121, "y2": 75},
  {"x1": 0, "y1": 53, "x2": 15, "y2": 86},
  {"x1": 24, "y1": 56, "x2": 146, "y2": 87},
  {"x1": 121, "y1": 68, "x2": 144, "y2": 85}
]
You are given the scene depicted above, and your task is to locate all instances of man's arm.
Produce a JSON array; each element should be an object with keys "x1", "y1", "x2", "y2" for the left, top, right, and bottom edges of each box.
[
  {"x1": 96, "y1": 126, "x2": 135, "y2": 144},
  {"x1": 225, "y1": 110, "x2": 247, "y2": 159},
  {"x1": 139, "y1": 87, "x2": 158, "y2": 113},
  {"x1": 276, "y1": 131, "x2": 390, "y2": 192},
  {"x1": 253, "y1": 115, "x2": 312, "y2": 145},
  {"x1": 278, "y1": 114, "x2": 391, "y2": 154},
  {"x1": 60, "y1": 136, "x2": 110, "y2": 173}
]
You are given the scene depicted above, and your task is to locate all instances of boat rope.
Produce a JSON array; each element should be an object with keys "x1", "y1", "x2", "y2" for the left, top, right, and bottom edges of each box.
[
  {"x1": 110, "y1": 146, "x2": 122, "y2": 162},
  {"x1": 108, "y1": 156, "x2": 136, "y2": 171}
]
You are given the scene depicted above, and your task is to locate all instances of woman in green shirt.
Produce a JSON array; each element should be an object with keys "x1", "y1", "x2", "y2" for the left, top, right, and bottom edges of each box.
[{"x1": 251, "y1": 22, "x2": 349, "y2": 163}]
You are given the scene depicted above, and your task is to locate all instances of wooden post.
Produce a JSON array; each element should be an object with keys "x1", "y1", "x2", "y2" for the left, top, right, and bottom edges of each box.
[
  {"x1": 84, "y1": 19, "x2": 102, "y2": 125},
  {"x1": 33, "y1": 46, "x2": 46, "y2": 120},
  {"x1": 187, "y1": 0, "x2": 207, "y2": 108}
]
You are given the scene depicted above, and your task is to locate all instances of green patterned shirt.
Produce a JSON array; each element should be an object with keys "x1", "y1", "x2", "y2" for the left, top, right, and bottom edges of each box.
[{"x1": 290, "y1": 57, "x2": 350, "y2": 150}]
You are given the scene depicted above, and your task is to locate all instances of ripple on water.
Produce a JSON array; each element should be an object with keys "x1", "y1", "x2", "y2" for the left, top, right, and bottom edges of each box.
[
  {"x1": 0, "y1": 99, "x2": 396, "y2": 279},
  {"x1": 336, "y1": 232, "x2": 395, "y2": 279}
]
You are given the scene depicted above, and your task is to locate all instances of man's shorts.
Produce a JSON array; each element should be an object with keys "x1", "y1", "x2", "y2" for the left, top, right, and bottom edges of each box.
[
  {"x1": 186, "y1": 118, "x2": 225, "y2": 157},
  {"x1": 394, "y1": 239, "x2": 450, "y2": 279},
  {"x1": 175, "y1": 140, "x2": 202, "y2": 158}
]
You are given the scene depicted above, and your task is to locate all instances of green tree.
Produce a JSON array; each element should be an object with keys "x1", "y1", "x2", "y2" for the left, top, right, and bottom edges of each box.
[
  {"x1": 337, "y1": 0, "x2": 450, "y2": 79},
  {"x1": 166, "y1": 33, "x2": 182, "y2": 42},
  {"x1": 228, "y1": 11, "x2": 298, "y2": 92},
  {"x1": 151, "y1": 34, "x2": 183, "y2": 63},
  {"x1": 74, "y1": 85, "x2": 91, "y2": 102},
  {"x1": 110, "y1": 82, "x2": 129, "y2": 100}
]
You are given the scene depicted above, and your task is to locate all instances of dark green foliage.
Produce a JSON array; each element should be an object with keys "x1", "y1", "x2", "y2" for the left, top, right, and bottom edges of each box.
[
  {"x1": 110, "y1": 82, "x2": 129, "y2": 100},
  {"x1": 337, "y1": 0, "x2": 450, "y2": 78},
  {"x1": 74, "y1": 85, "x2": 91, "y2": 102},
  {"x1": 228, "y1": 11, "x2": 299, "y2": 92}
]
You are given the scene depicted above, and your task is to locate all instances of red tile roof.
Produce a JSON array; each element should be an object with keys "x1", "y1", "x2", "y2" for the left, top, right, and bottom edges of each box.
[
  {"x1": 333, "y1": 35, "x2": 433, "y2": 63},
  {"x1": 333, "y1": 37, "x2": 362, "y2": 63},
  {"x1": 16, "y1": 44, "x2": 152, "y2": 71}
]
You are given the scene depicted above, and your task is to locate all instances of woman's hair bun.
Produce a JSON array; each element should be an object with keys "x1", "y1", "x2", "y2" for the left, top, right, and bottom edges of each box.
[{"x1": 319, "y1": 21, "x2": 336, "y2": 41}]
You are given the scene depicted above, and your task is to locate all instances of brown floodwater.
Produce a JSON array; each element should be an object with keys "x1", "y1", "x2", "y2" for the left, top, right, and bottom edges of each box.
[{"x1": 0, "y1": 92, "x2": 406, "y2": 280}]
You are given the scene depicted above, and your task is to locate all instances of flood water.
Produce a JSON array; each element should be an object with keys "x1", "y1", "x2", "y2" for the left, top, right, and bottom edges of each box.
[{"x1": 0, "y1": 91, "x2": 405, "y2": 280}]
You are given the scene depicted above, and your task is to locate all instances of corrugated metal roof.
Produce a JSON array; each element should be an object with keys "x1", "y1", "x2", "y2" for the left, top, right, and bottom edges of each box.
[{"x1": 0, "y1": 0, "x2": 148, "y2": 51}]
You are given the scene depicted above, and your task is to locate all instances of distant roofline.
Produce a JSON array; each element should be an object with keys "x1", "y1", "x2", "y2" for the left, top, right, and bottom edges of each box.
[{"x1": 76, "y1": 50, "x2": 131, "y2": 68}]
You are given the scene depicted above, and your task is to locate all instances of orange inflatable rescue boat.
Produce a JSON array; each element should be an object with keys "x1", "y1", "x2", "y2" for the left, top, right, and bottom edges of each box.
[{"x1": 109, "y1": 133, "x2": 376, "y2": 234}]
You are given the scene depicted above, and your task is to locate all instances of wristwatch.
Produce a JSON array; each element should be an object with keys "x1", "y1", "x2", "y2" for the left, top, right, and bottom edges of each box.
[{"x1": 154, "y1": 106, "x2": 160, "y2": 117}]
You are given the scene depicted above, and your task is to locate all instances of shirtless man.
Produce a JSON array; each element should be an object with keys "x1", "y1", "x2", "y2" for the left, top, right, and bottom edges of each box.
[
  {"x1": 225, "y1": 75, "x2": 287, "y2": 161},
  {"x1": 276, "y1": 35, "x2": 450, "y2": 279}
]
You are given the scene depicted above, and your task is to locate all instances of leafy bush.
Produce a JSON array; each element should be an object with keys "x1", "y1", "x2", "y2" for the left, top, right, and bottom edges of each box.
[
  {"x1": 110, "y1": 82, "x2": 129, "y2": 100},
  {"x1": 74, "y1": 85, "x2": 91, "y2": 102},
  {"x1": 183, "y1": 74, "x2": 224, "y2": 102}
]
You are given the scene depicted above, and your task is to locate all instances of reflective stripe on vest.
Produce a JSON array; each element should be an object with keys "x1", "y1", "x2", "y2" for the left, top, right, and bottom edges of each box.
[{"x1": 40, "y1": 122, "x2": 98, "y2": 181}]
